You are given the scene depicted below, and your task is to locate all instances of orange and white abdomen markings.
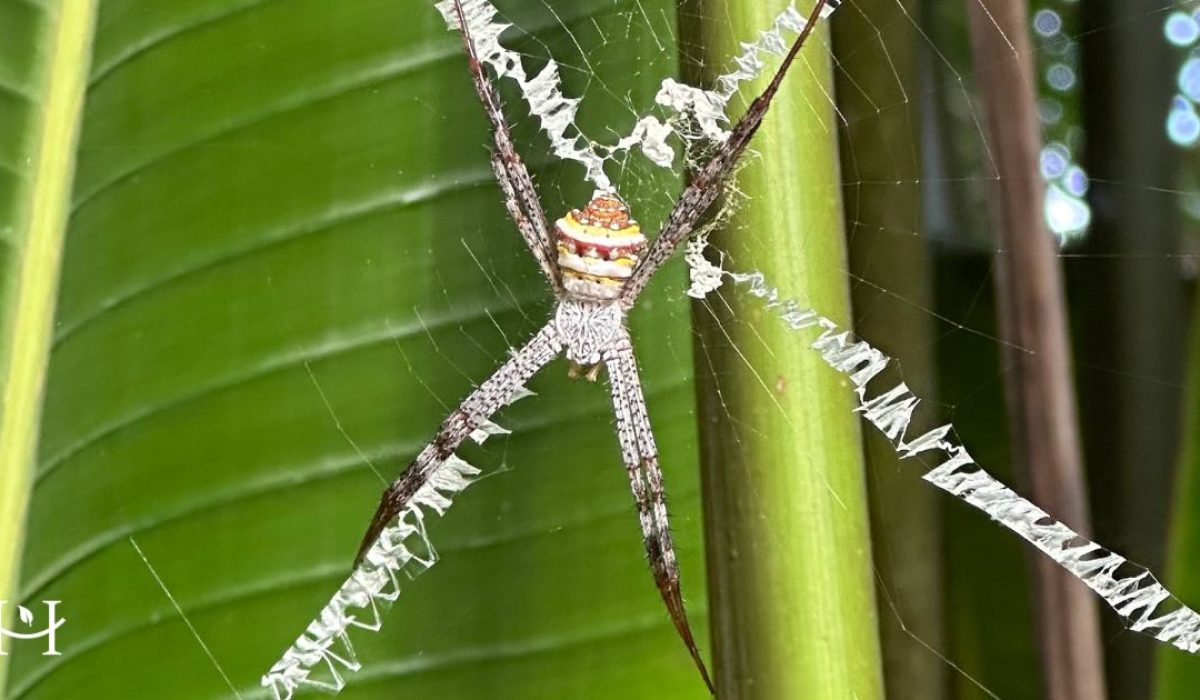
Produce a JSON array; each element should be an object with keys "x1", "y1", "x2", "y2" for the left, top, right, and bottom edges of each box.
[{"x1": 555, "y1": 194, "x2": 645, "y2": 300}]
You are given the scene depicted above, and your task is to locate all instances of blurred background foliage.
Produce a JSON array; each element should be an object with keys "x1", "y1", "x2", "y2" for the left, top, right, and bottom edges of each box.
[{"x1": 4, "y1": 0, "x2": 1200, "y2": 698}]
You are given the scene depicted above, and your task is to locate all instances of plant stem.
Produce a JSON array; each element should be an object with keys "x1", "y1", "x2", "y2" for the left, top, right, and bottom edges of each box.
[
  {"x1": 832, "y1": 3, "x2": 946, "y2": 698},
  {"x1": 685, "y1": 2, "x2": 884, "y2": 697},
  {"x1": 1156, "y1": 278, "x2": 1200, "y2": 699},
  {"x1": 966, "y1": 1, "x2": 1106, "y2": 698},
  {"x1": 0, "y1": 0, "x2": 96, "y2": 690},
  {"x1": 1078, "y1": 2, "x2": 1187, "y2": 695}
]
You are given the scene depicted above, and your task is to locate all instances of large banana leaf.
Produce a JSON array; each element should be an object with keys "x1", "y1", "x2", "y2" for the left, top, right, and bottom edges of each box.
[
  {"x1": 0, "y1": 0, "x2": 95, "y2": 688},
  {"x1": 4, "y1": 1, "x2": 714, "y2": 697}
]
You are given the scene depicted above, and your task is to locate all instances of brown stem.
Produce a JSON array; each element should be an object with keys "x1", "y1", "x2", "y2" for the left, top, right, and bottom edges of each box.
[{"x1": 965, "y1": 1, "x2": 1107, "y2": 698}]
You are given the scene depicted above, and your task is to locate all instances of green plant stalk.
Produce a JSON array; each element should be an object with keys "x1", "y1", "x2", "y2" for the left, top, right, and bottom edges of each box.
[
  {"x1": 0, "y1": 0, "x2": 97, "y2": 689},
  {"x1": 831, "y1": 2, "x2": 945, "y2": 697},
  {"x1": 1154, "y1": 275, "x2": 1200, "y2": 697},
  {"x1": 688, "y1": 2, "x2": 884, "y2": 697}
]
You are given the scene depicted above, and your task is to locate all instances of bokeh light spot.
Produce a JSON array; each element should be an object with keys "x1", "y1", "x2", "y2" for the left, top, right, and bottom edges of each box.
[
  {"x1": 1034, "y1": 9, "x2": 1062, "y2": 38},
  {"x1": 1168, "y1": 95, "x2": 1200, "y2": 146},
  {"x1": 1166, "y1": 11, "x2": 1200, "y2": 47}
]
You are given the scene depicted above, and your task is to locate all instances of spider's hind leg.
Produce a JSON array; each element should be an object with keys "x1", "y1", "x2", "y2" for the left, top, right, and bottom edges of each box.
[
  {"x1": 603, "y1": 331, "x2": 715, "y2": 694},
  {"x1": 353, "y1": 322, "x2": 562, "y2": 566}
]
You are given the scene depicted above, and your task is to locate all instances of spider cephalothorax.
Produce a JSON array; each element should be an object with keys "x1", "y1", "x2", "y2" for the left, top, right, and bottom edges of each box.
[
  {"x1": 555, "y1": 296, "x2": 623, "y2": 380},
  {"x1": 555, "y1": 193, "x2": 645, "y2": 301}
]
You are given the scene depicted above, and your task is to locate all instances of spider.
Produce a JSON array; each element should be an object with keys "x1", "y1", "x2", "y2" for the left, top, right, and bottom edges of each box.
[{"x1": 265, "y1": 0, "x2": 836, "y2": 696}]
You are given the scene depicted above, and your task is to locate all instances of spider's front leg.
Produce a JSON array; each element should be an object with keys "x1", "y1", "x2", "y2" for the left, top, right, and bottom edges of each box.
[
  {"x1": 603, "y1": 329, "x2": 715, "y2": 694},
  {"x1": 619, "y1": 0, "x2": 833, "y2": 308},
  {"x1": 448, "y1": 0, "x2": 562, "y2": 293},
  {"x1": 354, "y1": 322, "x2": 561, "y2": 564}
]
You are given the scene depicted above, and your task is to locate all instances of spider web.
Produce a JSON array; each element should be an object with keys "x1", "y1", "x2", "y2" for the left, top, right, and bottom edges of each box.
[
  {"x1": 180, "y1": 1, "x2": 1200, "y2": 698},
  {"x1": 8, "y1": 1, "x2": 1198, "y2": 699},
  {"x1": 269, "y1": 0, "x2": 1198, "y2": 696},
  {"x1": 391, "y1": 1, "x2": 1198, "y2": 698}
]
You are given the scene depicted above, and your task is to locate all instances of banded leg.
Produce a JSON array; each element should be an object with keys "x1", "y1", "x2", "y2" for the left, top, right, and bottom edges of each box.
[
  {"x1": 619, "y1": 0, "x2": 833, "y2": 308},
  {"x1": 450, "y1": 0, "x2": 561, "y2": 292},
  {"x1": 355, "y1": 322, "x2": 561, "y2": 564},
  {"x1": 604, "y1": 331, "x2": 714, "y2": 693}
]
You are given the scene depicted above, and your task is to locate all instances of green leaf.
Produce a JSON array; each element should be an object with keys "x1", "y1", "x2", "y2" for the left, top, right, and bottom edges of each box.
[
  {"x1": 5, "y1": 1, "x2": 715, "y2": 697},
  {"x1": 0, "y1": 0, "x2": 97, "y2": 691}
]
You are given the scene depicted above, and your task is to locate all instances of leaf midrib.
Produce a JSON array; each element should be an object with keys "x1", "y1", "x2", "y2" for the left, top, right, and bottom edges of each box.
[{"x1": 0, "y1": 0, "x2": 98, "y2": 690}]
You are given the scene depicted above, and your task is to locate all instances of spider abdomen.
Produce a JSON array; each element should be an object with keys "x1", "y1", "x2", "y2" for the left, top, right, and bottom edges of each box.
[{"x1": 556, "y1": 194, "x2": 645, "y2": 300}]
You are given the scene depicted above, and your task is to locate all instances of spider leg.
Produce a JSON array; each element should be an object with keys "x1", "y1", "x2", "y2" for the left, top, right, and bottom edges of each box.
[
  {"x1": 354, "y1": 322, "x2": 561, "y2": 565},
  {"x1": 619, "y1": 0, "x2": 833, "y2": 308},
  {"x1": 603, "y1": 331, "x2": 715, "y2": 694},
  {"x1": 451, "y1": 0, "x2": 561, "y2": 292}
]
